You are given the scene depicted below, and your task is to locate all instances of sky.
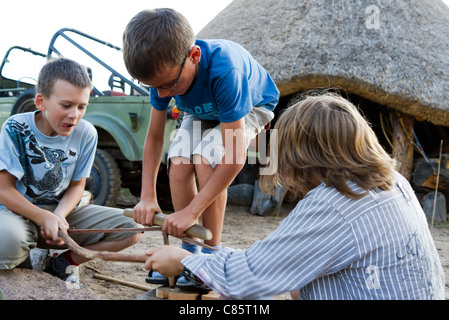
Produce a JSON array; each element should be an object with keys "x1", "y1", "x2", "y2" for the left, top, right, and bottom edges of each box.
[
  {"x1": 0, "y1": 0, "x2": 233, "y2": 60},
  {"x1": 0, "y1": 0, "x2": 233, "y2": 91}
]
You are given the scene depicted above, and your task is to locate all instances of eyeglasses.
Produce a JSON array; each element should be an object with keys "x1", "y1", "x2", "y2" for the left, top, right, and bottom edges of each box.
[{"x1": 145, "y1": 54, "x2": 188, "y2": 90}]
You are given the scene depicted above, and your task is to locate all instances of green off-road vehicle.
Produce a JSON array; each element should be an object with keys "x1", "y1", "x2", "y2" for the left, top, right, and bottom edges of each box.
[
  {"x1": 0, "y1": 28, "x2": 177, "y2": 209},
  {"x1": 0, "y1": 28, "x2": 284, "y2": 216}
]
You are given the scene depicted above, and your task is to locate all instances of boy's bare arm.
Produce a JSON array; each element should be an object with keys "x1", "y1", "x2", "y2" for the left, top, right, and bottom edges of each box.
[
  {"x1": 133, "y1": 108, "x2": 167, "y2": 225},
  {"x1": 163, "y1": 118, "x2": 246, "y2": 236},
  {"x1": 0, "y1": 170, "x2": 52, "y2": 225},
  {"x1": 53, "y1": 178, "x2": 87, "y2": 220},
  {"x1": 0, "y1": 170, "x2": 67, "y2": 241}
]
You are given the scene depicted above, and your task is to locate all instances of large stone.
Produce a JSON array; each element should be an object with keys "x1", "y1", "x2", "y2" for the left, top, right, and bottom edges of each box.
[
  {"x1": 250, "y1": 180, "x2": 287, "y2": 216},
  {"x1": 227, "y1": 184, "x2": 255, "y2": 206},
  {"x1": 0, "y1": 268, "x2": 99, "y2": 300},
  {"x1": 423, "y1": 191, "x2": 447, "y2": 223}
]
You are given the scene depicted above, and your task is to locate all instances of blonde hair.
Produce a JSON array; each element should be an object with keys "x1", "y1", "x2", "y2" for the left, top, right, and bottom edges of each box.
[
  {"x1": 261, "y1": 92, "x2": 396, "y2": 200},
  {"x1": 122, "y1": 8, "x2": 195, "y2": 81}
]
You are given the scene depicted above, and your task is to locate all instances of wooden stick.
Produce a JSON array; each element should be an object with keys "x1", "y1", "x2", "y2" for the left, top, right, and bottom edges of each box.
[
  {"x1": 58, "y1": 229, "x2": 147, "y2": 263},
  {"x1": 431, "y1": 139, "x2": 443, "y2": 229},
  {"x1": 162, "y1": 232, "x2": 176, "y2": 288},
  {"x1": 59, "y1": 227, "x2": 217, "y2": 264},
  {"x1": 181, "y1": 237, "x2": 218, "y2": 251},
  {"x1": 67, "y1": 226, "x2": 162, "y2": 234},
  {"x1": 93, "y1": 273, "x2": 153, "y2": 291},
  {"x1": 67, "y1": 225, "x2": 217, "y2": 251},
  {"x1": 123, "y1": 209, "x2": 213, "y2": 241},
  {"x1": 69, "y1": 226, "x2": 217, "y2": 252}
]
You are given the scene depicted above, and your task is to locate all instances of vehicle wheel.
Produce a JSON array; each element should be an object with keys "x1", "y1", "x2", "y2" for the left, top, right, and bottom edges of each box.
[
  {"x1": 155, "y1": 165, "x2": 173, "y2": 211},
  {"x1": 11, "y1": 88, "x2": 37, "y2": 115},
  {"x1": 126, "y1": 164, "x2": 174, "y2": 211},
  {"x1": 86, "y1": 149, "x2": 122, "y2": 207}
]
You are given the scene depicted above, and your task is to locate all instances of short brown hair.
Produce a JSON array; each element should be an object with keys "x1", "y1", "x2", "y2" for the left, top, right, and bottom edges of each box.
[
  {"x1": 261, "y1": 92, "x2": 396, "y2": 200},
  {"x1": 36, "y1": 57, "x2": 92, "y2": 98},
  {"x1": 122, "y1": 8, "x2": 195, "y2": 81}
]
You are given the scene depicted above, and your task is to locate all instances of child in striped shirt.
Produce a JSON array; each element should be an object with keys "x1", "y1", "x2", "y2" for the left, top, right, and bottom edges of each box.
[{"x1": 144, "y1": 92, "x2": 445, "y2": 300}]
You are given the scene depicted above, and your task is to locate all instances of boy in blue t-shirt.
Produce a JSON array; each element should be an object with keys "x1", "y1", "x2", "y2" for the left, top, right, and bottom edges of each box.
[
  {"x1": 123, "y1": 8, "x2": 279, "y2": 286},
  {"x1": 0, "y1": 58, "x2": 141, "y2": 282}
]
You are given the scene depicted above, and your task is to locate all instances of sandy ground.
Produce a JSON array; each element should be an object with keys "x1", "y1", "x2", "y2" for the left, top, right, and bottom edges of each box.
[{"x1": 76, "y1": 195, "x2": 449, "y2": 300}]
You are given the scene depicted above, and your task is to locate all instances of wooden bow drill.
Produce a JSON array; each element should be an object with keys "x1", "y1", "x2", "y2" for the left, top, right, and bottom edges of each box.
[
  {"x1": 57, "y1": 209, "x2": 215, "y2": 264},
  {"x1": 122, "y1": 209, "x2": 213, "y2": 240},
  {"x1": 58, "y1": 228, "x2": 147, "y2": 262}
]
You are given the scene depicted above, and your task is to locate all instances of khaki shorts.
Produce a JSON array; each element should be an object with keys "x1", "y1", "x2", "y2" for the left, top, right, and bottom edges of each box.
[
  {"x1": 0, "y1": 204, "x2": 139, "y2": 269},
  {"x1": 167, "y1": 106, "x2": 274, "y2": 168}
]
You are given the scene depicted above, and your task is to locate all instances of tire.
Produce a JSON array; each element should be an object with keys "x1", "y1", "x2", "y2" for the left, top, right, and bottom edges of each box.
[
  {"x1": 86, "y1": 149, "x2": 122, "y2": 207},
  {"x1": 155, "y1": 165, "x2": 173, "y2": 211},
  {"x1": 126, "y1": 164, "x2": 174, "y2": 211},
  {"x1": 11, "y1": 88, "x2": 37, "y2": 115}
]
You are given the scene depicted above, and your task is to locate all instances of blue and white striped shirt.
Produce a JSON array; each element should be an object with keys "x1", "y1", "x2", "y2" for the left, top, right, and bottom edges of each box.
[{"x1": 182, "y1": 173, "x2": 445, "y2": 300}]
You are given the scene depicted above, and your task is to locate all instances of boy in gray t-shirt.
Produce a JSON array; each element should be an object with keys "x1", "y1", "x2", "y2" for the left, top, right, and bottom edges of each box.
[{"x1": 0, "y1": 58, "x2": 141, "y2": 282}]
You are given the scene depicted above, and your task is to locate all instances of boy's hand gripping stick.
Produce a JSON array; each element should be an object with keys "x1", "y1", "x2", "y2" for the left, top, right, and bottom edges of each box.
[{"x1": 123, "y1": 209, "x2": 213, "y2": 241}]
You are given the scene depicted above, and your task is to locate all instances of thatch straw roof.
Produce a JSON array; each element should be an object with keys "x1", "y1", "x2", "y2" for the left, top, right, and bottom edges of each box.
[{"x1": 197, "y1": 0, "x2": 449, "y2": 126}]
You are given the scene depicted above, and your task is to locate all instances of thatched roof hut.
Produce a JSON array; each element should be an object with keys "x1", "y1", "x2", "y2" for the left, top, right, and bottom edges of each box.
[{"x1": 197, "y1": 0, "x2": 449, "y2": 127}]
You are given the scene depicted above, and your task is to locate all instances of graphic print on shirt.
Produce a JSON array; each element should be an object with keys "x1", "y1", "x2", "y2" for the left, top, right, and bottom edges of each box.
[
  {"x1": 396, "y1": 231, "x2": 436, "y2": 299},
  {"x1": 6, "y1": 119, "x2": 75, "y2": 204},
  {"x1": 177, "y1": 101, "x2": 219, "y2": 120}
]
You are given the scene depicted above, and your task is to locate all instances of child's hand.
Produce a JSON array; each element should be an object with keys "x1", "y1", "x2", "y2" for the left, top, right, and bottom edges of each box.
[
  {"x1": 40, "y1": 213, "x2": 69, "y2": 246},
  {"x1": 144, "y1": 245, "x2": 191, "y2": 277},
  {"x1": 163, "y1": 208, "x2": 198, "y2": 238},
  {"x1": 132, "y1": 199, "x2": 162, "y2": 226}
]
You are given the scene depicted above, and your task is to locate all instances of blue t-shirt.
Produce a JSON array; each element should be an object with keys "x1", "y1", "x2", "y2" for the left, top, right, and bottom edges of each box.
[
  {"x1": 150, "y1": 39, "x2": 280, "y2": 122},
  {"x1": 0, "y1": 111, "x2": 97, "y2": 207}
]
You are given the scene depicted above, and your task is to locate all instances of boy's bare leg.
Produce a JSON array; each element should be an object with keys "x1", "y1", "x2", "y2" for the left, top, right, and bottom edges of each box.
[
  {"x1": 194, "y1": 155, "x2": 227, "y2": 247},
  {"x1": 168, "y1": 155, "x2": 226, "y2": 247},
  {"x1": 199, "y1": 188, "x2": 226, "y2": 247},
  {"x1": 168, "y1": 157, "x2": 203, "y2": 252},
  {"x1": 69, "y1": 233, "x2": 141, "y2": 265},
  {"x1": 168, "y1": 157, "x2": 198, "y2": 211}
]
